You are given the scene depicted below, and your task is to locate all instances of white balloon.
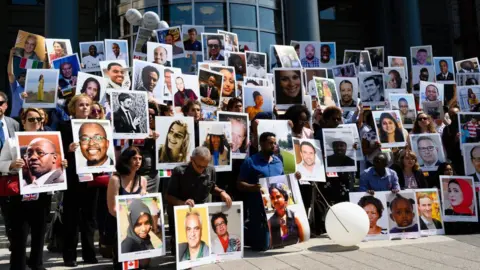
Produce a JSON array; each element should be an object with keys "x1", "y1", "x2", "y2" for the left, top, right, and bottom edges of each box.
[
  {"x1": 325, "y1": 202, "x2": 369, "y2": 247},
  {"x1": 143, "y1": 11, "x2": 160, "y2": 30},
  {"x1": 125, "y1": 9, "x2": 143, "y2": 26},
  {"x1": 158, "y1": 20, "x2": 170, "y2": 29}
]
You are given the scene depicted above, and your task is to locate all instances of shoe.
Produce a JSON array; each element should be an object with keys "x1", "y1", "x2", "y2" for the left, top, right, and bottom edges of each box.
[
  {"x1": 64, "y1": 261, "x2": 78, "y2": 267},
  {"x1": 83, "y1": 257, "x2": 98, "y2": 264}
]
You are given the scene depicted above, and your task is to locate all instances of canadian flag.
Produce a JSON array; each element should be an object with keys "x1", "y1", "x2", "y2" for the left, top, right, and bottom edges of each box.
[{"x1": 123, "y1": 260, "x2": 139, "y2": 270}]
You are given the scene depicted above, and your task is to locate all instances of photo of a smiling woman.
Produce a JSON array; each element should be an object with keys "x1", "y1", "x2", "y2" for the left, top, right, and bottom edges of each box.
[
  {"x1": 378, "y1": 112, "x2": 404, "y2": 144},
  {"x1": 445, "y1": 179, "x2": 475, "y2": 216},
  {"x1": 274, "y1": 69, "x2": 303, "y2": 106},
  {"x1": 121, "y1": 199, "x2": 155, "y2": 253},
  {"x1": 158, "y1": 120, "x2": 190, "y2": 163}
]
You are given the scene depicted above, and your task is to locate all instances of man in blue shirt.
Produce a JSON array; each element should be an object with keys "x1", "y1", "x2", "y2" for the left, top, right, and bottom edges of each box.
[
  {"x1": 183, "y1": 28, "x2": 202, "y2": 52},
  {"x1": 7, "y1": 48, "x2": 25, "y2": 119},
  {"x1": 360, "y1": 153, "x2": 400, "y2": 193}
]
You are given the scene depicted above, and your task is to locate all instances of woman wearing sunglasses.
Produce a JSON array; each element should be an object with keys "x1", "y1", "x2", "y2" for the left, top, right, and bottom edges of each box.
[{"x1": 0, "y1": 107, "x2": 67, "y2": 270}]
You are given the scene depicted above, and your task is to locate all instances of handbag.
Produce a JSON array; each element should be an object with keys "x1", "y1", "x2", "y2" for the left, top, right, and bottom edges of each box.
[{"x1": 0, "y1": 175, "x2": 20, "y2": 196}]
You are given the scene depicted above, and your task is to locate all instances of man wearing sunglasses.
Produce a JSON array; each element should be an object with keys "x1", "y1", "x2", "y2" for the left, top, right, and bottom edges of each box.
[
  {"x1": 207, "y1": 35, "x2": 224, "y2": 61},
  {"x1": 166, "y1": 146, "x2": 232, "y2": 255},
  {"x1": 78, "y1": 122, "x2": 114, "y2": 167},
  {"x1": 0, "y1": 92, "x2": 20, "y2": 151}
]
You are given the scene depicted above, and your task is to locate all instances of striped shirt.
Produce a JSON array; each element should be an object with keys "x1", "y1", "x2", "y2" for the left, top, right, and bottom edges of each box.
[{"x1": 467, "y1": 121, "x2": 477, "y2": 137}]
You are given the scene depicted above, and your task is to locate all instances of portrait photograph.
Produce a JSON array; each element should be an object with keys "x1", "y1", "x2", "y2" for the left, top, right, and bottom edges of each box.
[
  {"x1": 52, "y1": 54, "x2": 81, "y2": 97},
  {"x1": 440, "y1": 176, "x2": 478, "y2": 222},
  {"x1": 415, "y1": 189, "x2": 444, "y2": 236},
  {"x1": 412, "y1": 66, "x2": 435, "y2": 94},
  {"x1": 433, "y1": 57, "x2": 455, "y2": 82},
  {"x1": 365, "y1": 46, "x2": 384, "y2": 72},
  {"x1": 410, "y1": 133, "x2": 446, "y2": 171},
  {"x1": 45, "y1": 38, "x2": 73, "y2": 63},
  {"x1": 455, "y1": 57, "x2": 480, "y2": 73},
  {"x1": 100, "y1": 60, "x2": 131, "y2": 89},
  {"x1": 299, "y1": 42, "x2": 320, "y2": 68},
  {"x1": 419, "y1": 81, "x2": 444, "y2": 108},
  {"x1": 456, "y1": 73, "x2": 480, "y2": 86},
  {"x1": 319, "y1": 42, "x2": 336, "y2": 67},
  {"x1": 23, "y1": 69, "x2": 58, "y2": 109},
  {"x1": 349, "y1": 191, "x2": 389, "y2": 240},
  {"x1": 334, "y1": 77, "x2": 358, "y2": 111},
  {"x1": 273, "y1": 45, "x2": 302, "y2": 68},
  {"x1": 304, "y1": 68, "x2": 328, "y2": 96},
  {"x1": 243, "y1": 85, "x2": 274, "y2": 120},
  {"x1": 14, "y1": 30, "x2": 46, "y2": 62},
  {"x1": 372, "y1": 110, "x2": 407, "y2": 148},
  {"x1": 198, "y1": 68, "x2": 224, "y2": 109},
  {"x1": 322, "y1": 128, "x2": 356, "y2": 173},
  {"x1": 79, "y1": 41, "x2": 105, "y2": 72},
  {"x1": 243, "y1": 77, "x2": 268, "y2": 87},
  {"x1": 218, "y1": 112, "x2": 249, "y2": 159},
  {"x1": 387, "y1": 56, "x2": 408, "y2": 79},
  {"x1": 105, "y1": 39, "x2": 130, "y2": 67},
  {"x1": 411, "y1": 45, "x2": 433, "y2": 66},
  {"x1": 225, "y1": 52, "x2": 246, "y2": 80},
  {"x1": 147, "y1": 42, "x2": 173, "y2": 67},
  {"x1": 199, "y1": 122, "x2": 232, "y2": 172},
  {"x1": 173, "y1": 74, "x2": 200, "y2": 111},
  {"x1": 208, "y1": 202, "x2": 243, "y2": 262},
  {"x1": 182, "y1": 25, "x2": 204, "y2": 53},
  {"x1": 386, "y1": 191, "x2": 421, "y2": 239},
  {"x1": 313, "y1": 77, "x2": 339, "y2": 108},
  {"x1": 132, "y1": 59, "x2": 164, "y2": 100},
  {"x1": 246, "y1": 51, "x2": 267, "y2": 79},
  {"x1": 71, "y1": 119, "x2": 115, "y2": 174},
  {"x1": 210, "y1": 66, "x2": 237, "y2": 111},
  {"x1": 422, "y1": 100, "x2": 444, "y2": 121},
  {"x1": 339, "y1": 123, "x2": 364, "y2": 159},
  {"x1": 274, "y1": 68, "x2": 304, "y2": 109},
  {"x1": 257, "y1": 120, "x2": 295, "y2": 174},
  {"x1": 457, "y1": 86, "x2": 480, "y2": 112},
  {"x1": 293, "y1": 138, "x2": 325, "y2": 182},
  {"x1": 162, "y1": 67, "x2": 182, "y2": 101},
  {"x1": 359, "y1": 72, "x2": 385, "y2": 106},
  {"x1": 133, "y1": 27, "x2": 155, "y2": 61},
  {"x1": 389, "y1": 93, "x2": 416, "y2": 129},
  {"x1": 443, "y1": 82, "x2": 457, "y2": 108},
  {"x1": 116, "y1": 193, "x2": 165, "y2": 262},
  {"x1": 383, "y1": 67, "x2": 407, "y2": 89},
  {"x1": 462, "y1": 143, "x2": 480, "y2": 182},
  {"x1": 343, "y1": 50, "x2": 372, "y2": 72},
  {"x1": 259, "y1": 174, "x2": 310, "y2": 249},
  {"x1": 76, "y1": 72, "x2": 107, "y2": 103},
  {"x1": 155, "y1": 116, "x2": 195, "y2": 170},
  {"x1": 384, "y1": 89, "x2": 407, "y2": 109},
  {"x1": 331, "y1": 63, "x2": 357, "y2": 78},
  {"x1": 110, "y1": 90, "x2": 149, "y2": 139},
  {"x1": 16, "y1": 132, "x2": 67, "y2": 195},
  {"x1": 174, "y1": 205, "x2": 211, "y2": 270},
  {"x1": 201, "y1": 33, "x2": 226, "y2": 63},
  {"x1": 218, "y1": 30, "x2": 239, "y2": 52}
]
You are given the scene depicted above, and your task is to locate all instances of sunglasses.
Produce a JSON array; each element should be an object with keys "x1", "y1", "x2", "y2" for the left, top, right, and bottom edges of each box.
[
  {"x1": 418, "y1": 117, "x2": 429, "y2": 121},
  {"x1": 0, "y1": 101, "x2": 6, "y2": 106},
  {"x1": 91, "y1": 109, "x2": 101, "y2": 114},
  {"x1": 208, "y1": 44, "x2": 220, "y2": 49},
  {"x1": 27, "y1": 117, "x2": 43, "y2": 123}
]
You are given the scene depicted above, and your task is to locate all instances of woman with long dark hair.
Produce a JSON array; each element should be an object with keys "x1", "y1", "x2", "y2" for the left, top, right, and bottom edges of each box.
[
  {"x1": 158, "y1": 120, "x2": 190, "y2": 163},
  {"x1": 80, "y1": 77, "x2": 101, "y2": 102},
  {"x1": 378, "y1": 112, "x2": 404, "y2": 143}
]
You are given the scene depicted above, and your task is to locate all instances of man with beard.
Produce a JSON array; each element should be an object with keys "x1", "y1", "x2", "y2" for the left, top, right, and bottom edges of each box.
[
  {"x1": 138, "y1": 65, "x2": 159, "y2": 93},
  {"x1": 339, "y1": 80, "x2": 356, "y2": 107},
  {"x1": 207, "y1": 35, "x2": 224, "y2": 61},
  {"x1": 417, "y1": 193, "x2": 443, "y2": 230},
  {"x1": 58, "y1": 62, "x2": 77, "y2": 91},
  {"x1": 113, "y1": 93, "x2": 141, "y2": 133},
  {"x1": 417, "y1": 136, "x2": 441, "y2": 169},
  {"x1": 326, "y1": 140, "x2": 355, "y2": 167},
  {"x1": 106, "y1": 62, "x2": 130, "y2": 89},
  {"x1": 436, "y1": 60, "x2": 454, "y2": 81},
  {"x1": 82, "y1": 44, "x2": 104, "y2": 70},
  {"x1": 153, "y1": 45, "x2": 171, "y2": 66},
  {"x1": 78, "y1": 122, "x2": 113, "y2": 167},
  {"x1": 296, "y1": 141, "x2": 322, "y2": 178},
  {"x1": 179, "y1": 211, "x2": 210, "y2": 261},
  {"x1": 413, "y1": 68, "x2": 429, "y2": 91},
  {"x1": 165, "y1": 33, "x2": 184, "y2": 56},
  {"x1": 22, "y1": 138, "x2": 64, "y2": 191},
  {"x1": 301, "y1": 44, "x2": 320, "y2": 68},
  {"x1": 320, "y1": 44, "x2": 332, "y2": 65},
  {"x1": 109, "y1": 42, "x2": 128, "y2": 62}
]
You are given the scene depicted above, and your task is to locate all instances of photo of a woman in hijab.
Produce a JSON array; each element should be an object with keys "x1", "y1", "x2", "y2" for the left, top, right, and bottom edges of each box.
[
  {"x1": 445, "y1": 179, "x2": 475, "y2": 216},
  {"x1": 267, "y1": 183, "x2": 304, "y2": 248},
  {"x1": 121, "y1": 199, "x2": 155, "y2": 253}
]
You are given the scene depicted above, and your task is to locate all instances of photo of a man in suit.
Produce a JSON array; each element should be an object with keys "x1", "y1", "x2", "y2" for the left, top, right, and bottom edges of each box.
[
  {"x1": 22, "y1": 138, "x2": 64, "y2": 191},
  {"x1": 138, "y1": 65, "x2": 159, "y2": 93},
  {"x1": 416, "y1": 136, "x2": 442, "y2": 169},
  {"x1": 436, "y1": 60, "x2": 454, "y2": 81},
  {"x1": 207, "y1": 35, "x2": 224, "y2": 61},
  {"x1": 458, "y1": 60, "x2": 480, "y2": 73},
  {"x1": 113, "y1": 93, "x2": 141, "y2": 133},
  {"x1": 468, "y1": 145, "x2": 480, "y2": 182},
  {"x1": 417, "y1": 193, "x2": 443, "y2": 230},
  {"x1": 200, "y1": 76, "x2": 220, "y2": 106}
]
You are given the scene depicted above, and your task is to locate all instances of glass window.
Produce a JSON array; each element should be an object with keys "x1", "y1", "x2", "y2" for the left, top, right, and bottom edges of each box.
[
  {"x1": 320, "y1": 7, "x2": 336, "y2": 20},
  {"x1": 232, "y1": 28, "x2": 258, "y2": 51},
  {"x1": 162, "y1": 4, "x2": 193, "y2": 26},
  {"x1": 259, "y1": 7, "x2": 281, "y2": 33},
  {"x1": 230, "y1": 4, "x2": 256, "y2": 28},
  {"x1": 206, "y1": 27, "x2": 226, "y2": 33},
  {"x1": 260, "y1": 31, "x2": 281, "y2": 54},
  {"x1": 195, "y1": 3, "x2": 226, "y2": 26}
]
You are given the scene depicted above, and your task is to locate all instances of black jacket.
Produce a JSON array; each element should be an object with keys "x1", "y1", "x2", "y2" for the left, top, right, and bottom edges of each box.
[{"x1": 390, "y1": 164, "x2": 427, "y2": 189}]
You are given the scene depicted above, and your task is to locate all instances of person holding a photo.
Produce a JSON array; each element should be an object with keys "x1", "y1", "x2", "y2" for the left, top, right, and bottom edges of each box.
[{"x1": 360, "y1": 153, "x2": 400, "y2": 194}]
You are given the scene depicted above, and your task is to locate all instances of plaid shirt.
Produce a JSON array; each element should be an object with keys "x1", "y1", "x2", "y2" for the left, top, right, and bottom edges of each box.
[{"x1": 301, "y1": 57, "x2": 320, "y2": 67}]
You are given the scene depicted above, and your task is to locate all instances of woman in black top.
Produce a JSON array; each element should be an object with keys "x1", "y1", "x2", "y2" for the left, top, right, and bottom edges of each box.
[{"x1": 391, "y1": 150, "x2": 427, "y2": 189}]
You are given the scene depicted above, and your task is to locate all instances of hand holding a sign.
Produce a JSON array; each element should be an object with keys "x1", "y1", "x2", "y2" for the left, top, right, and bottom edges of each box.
[{"x1": 9, "y1": 158, "x2": 24, "y2": 170}]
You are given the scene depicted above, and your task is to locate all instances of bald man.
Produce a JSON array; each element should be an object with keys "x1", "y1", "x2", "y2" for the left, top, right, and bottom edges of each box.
[
  {"x1": 153, "y1": 45, "x2": 172, "y2": 67},
  {"x1": 78, "y1": 122, "x2": 113, "y2": 167}
]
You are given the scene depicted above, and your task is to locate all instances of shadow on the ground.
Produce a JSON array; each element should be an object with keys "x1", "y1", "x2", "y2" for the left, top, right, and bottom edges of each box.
[{"x1": 307, "y1": 244, "x2": 359, "y2": 253}]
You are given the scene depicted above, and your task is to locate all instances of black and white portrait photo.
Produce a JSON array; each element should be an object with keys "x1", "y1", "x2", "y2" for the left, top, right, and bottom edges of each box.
[
  {"x1": 246, "y1": 51, "x2": 267, "y2": 79},
  {"x1": 111, "y1": 90, "x2": 149, "y2": 139},
  {"x1": 365, "y1": 46, "x2": 384, "y2": 72},
  {"x1": 359, "y1": 72, "x2": 385, "y2": 106},
  {"x1": 132, "y1": 59, "x2": 164, "y2": 100},
  {"x1": 322, "y1": 128, "x2": 356, "y2": 173}
]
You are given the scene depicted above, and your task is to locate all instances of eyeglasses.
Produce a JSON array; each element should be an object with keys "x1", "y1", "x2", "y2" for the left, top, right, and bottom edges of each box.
[
  {"x1": 27, "y1": 117, "x2": 43, "y2": 123},
  {"x1": 0, "y1": 101, "x2": 6, "y2": 106},
  {"x1": 418, "y1": 146, "x2": 435, "y2": 152},
  {"x1": 214, "y1": 221, "x2": 226, "y2": 228},
  {"x1": 192, "y1": 158, "x2": 208, "y2": 170},
  {"x1": 208, "y1": 44, "x2": 220, "y2": 49},
  {"x1": 472, "y1": 157, "x2": 480, "y2": 162},
  {"x1": 25, "y1": 149, "x2": 55, "y2": 159},
  {"x1": 79, "y1": 135, "x2": 106, "y2": 145},
  {"x1": 418, "y1": 117, "x2": 429, "y2": 121}
]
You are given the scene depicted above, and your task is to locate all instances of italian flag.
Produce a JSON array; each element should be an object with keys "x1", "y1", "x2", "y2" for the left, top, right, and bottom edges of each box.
[
  {"x1": 19, "y1": 58, "x2": 40, "y2": 69},
  {"x1": 159, "y1": 170, "x2": 172, "y2": 177},
  {"x1": 122, "y1": 260, "x2": 139, "y2": 270}
]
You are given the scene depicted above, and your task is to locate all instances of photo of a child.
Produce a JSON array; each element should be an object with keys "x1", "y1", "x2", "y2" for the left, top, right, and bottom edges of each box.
[{"x1": 386, "y1": 192, "x2": 420, "y2": 238}]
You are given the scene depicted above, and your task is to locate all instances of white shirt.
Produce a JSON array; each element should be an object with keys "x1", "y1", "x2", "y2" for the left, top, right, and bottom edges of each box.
[
  {"x1": 108, "y1": 52, "x2": 128, "y2": 62},
  {"x1": 21, "y1": 170, "x2": 56, "y2": 193},
  {"x1": 0, "y1": 117, "x2": 10, "y2": 141},
  {"x1": 248, "y1": 65, "x2": 266, "y2": 78},
  {"x1": 82, "y1": 54, "x2": 104, "y2": 69},
  {"x1": 420, "y1": 216, "x2": 437, "y2": 230},
  {"x1": 308, "y1": 79, "x2": 317, "y2": 96},
  {"x1": 297, "y1": 161, "x2": 323, "y2": 183}
]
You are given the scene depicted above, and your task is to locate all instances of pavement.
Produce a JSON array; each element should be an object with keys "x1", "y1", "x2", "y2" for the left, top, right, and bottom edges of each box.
[{"x1": 2, "y1": 234, "x2": 480, "y2": 269}]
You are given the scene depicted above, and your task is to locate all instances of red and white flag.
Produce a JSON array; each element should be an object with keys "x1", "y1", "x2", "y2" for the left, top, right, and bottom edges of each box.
[{"x1": 122, "y1": 260, "x2": 139, "y2": 270}]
